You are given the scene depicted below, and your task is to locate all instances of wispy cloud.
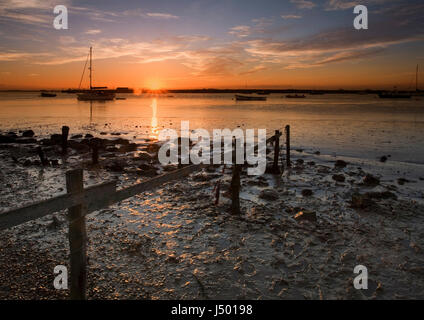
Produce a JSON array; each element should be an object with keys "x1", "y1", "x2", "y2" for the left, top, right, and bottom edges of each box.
[
  {"x1": 146, "y1": 12, "x2": 179, "y2": 19},
  {"x1": 290, "y1": 0, "x2": 316, "y2": 9},
  {"x1": 228, "y1": 25, "x2": 251, "y2": 38},
  {"x1": 85, "y1": 29, "x2": 102, "y2": 35},
  {"x1": 281, "y1": 14, "x2": 302, "y2": 19}
]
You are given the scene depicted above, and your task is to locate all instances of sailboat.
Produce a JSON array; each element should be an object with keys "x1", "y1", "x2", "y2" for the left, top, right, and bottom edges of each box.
[
  {"x1": 77, "y1": 47, "x2": 116, "y2": 101},
  {"x1": 378, "y1": 65, "x2": 420, "y2": 99}
]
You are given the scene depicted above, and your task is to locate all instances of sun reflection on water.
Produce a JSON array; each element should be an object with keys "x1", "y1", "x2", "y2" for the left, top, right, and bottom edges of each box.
[{"x1": 150, "y1": 98, "x2": 159, "y2": 140}]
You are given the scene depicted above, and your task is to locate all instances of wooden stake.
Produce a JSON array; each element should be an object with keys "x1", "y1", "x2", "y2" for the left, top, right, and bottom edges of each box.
[
  {"x1": 66, "y1": 169, "x2": 87, "y2": 300},
  {"x1": 36, "y1": 146, "x2": 49, "y2": 166},
  {"x1": 91, "y1": 141, "x2": 99, "y2": 165},
  {"x1": 61, "y1": 126, "x2": 69, "y2": 155},
  {"x1": 272, "y1": 130, "x2": 281, "y2": 174},
  {"x1": 231, "y1": 164, "x2": 241, "y2": 215},
  {"x1": 285, "y1": 125, "x2": 291, "y2": 168}
]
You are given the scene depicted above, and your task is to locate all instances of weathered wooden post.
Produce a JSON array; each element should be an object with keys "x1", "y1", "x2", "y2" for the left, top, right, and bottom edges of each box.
[
  {"x1": 66, "y1": 169, "x2": 87, "y2": 300},
  {"x1": 61, "y1": 126, "x2": 69, "y2": 155},
  {"x1": 91, "y1": 141, "x2": 99, "y2": 165},
  {"x1": 36, "y1": 146, "x2": 49, "y2": 166},
  {"x1": 272, "y1": 130, "x2": 281, "y2": 174},
  {"x1": 285, "y1": 125, "x2": 291, "y2": 168},
  {"x1": 231, "y1": 164, "x2": 241, "y2": 215}
]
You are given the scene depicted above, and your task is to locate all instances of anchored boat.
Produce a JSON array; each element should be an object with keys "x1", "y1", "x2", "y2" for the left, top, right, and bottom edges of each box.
[
  {"x1": 235, "y1": 94, "x2": 267, "y2": 101},
  {"x1": 77, "y1": 47, "x2": 116, "y2": 101}
]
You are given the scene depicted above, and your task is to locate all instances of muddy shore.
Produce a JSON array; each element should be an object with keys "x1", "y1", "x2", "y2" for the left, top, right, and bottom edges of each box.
[{"x1": 1, "y1": 128, "x2": 424, "y2": 299}]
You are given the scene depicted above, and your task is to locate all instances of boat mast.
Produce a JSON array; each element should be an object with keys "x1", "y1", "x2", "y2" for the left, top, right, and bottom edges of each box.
[
  {"x1": 416, "y1": 64, "x2": 419, "y2": 92},
  {"x1": 89, "y1": 46, "x2": 92, "y2": 90}
]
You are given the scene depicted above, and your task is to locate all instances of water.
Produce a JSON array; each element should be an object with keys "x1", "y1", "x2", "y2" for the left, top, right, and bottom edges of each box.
[{"x1": 0, "y1": 92, "x2": 423, "y2": 164}]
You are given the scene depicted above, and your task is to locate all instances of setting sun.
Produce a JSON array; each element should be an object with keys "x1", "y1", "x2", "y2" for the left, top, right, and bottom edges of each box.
[{"x1": 146, "y1": 79, "x2": 163, "y2": 91}]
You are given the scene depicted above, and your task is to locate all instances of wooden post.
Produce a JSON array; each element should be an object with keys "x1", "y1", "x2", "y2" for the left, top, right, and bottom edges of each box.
[
  {"x1": 231, "y1": 164, "x2": 241, "y2": 215},
  {"x1": 61, "y1": 126, "x2": 69, "y2": 155},
  {"x1": 91, "y1": 141, "x2": 99, "y2": 165},
  {"x1": 285, "y1": 125, "x2": 291, "y2": 168},
  {"x1": 66, "y1": 169, "x2": 87, "y2": 300},
  {"x1": 37, "y1": 146, "x2": 49, "y2": 166},
  {"x1": 272, "y1": 130, "x2": 281, "y2": 174}
]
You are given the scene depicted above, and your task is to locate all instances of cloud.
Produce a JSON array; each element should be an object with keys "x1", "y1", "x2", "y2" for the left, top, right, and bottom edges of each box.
[
  {"x1": 85, "y1": 29, "x2": 102, "y2": 35},
  {"x1": 290, "y1": 0, "x2": 316, "y2": 9},
  {"x1": 281, "y1": 15, "x2": 302, "y2": 19},
  {"x1": 0, "y1": 51, "x2": 51, "y2": 61},
  {"x1": 146, "y1": 12, "x2": 179, "y2": 19},
  {"x1": 228, "y1": 25, "x2": 251, "y2": 38}
]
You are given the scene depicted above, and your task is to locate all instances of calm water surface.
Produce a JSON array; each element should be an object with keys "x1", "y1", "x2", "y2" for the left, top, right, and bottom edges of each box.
[{"x1": 0, "y1": 92, "x2": 423, "y2": 164}]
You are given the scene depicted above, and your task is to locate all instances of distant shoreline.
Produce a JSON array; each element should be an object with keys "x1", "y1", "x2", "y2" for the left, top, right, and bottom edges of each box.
[{"x1": 0, "y1": 88, "x2": 421, "y2": 94}]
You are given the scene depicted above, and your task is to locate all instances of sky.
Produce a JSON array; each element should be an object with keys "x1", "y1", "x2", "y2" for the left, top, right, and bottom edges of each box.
[{"x1": 0, "y1": 0, "x2": 423, "y2": 90}]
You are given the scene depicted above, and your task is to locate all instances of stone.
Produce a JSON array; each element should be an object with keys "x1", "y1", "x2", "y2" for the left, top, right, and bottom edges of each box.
[
  {"x1": 294, "y1": 210, "x2": 317, "y2": 222},
  {"x1": 332, "y1": 174, "x2": 346, "y2": 183},
  {"x1": 363, "y1": 174, "x2": 380, "y2": 186},
  {"x1": 259, "y1": 189, "x2": 279, "y2": 201},
  {"x1": 301, "y1": 189, "x2": 313, "y2": 197},
  {"x1": 334, "y1": 160, "x2": 348, "y2": 168},
  {"x1": 22, "y1": 130, "x2": 35, "y2": 137}
]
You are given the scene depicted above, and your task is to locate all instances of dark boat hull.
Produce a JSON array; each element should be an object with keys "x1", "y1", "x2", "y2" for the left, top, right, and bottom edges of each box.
[
  {"x1": 378, "y1": 93, "x2": 411, "y2": 99},
  {"x1": 235, "y1": 94, "x2": 267, "y2": 101},
  {"x1": 40, "y1": 92, "x2": 57, "y2": 97}
]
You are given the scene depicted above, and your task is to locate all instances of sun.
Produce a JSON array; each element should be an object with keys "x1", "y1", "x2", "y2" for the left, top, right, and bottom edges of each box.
[{"x1": 146, "y1": 79, "x2": 162, "y2": 91}]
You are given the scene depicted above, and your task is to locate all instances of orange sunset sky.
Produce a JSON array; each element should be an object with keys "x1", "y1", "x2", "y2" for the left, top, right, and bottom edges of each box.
[{"x1": 0, "y1": 0, "x2": 423, "y2": 90}]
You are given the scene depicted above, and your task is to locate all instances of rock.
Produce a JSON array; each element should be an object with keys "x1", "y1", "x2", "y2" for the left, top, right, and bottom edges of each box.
[
  {"x1": 350, "y1": 193, "x2": 374, "y2": 209},
  {"x1": 100, "y1": 132, "x2": 107, "y2": 135},
  {"x1": 363, "y1": 174, "x2": 380, "y2": 186},
  {"x1": 23, "y1": 159, "x2": 32, "y2": 167},
  {"x1": 51, "y1": 159, "x2": 59, "y2": 166},
  {"x1": 71, "y1": 134, "x2": 83, "y2": 139},
  {"x1": 47, "y1": 216, "x2": 61, "y2": 230},
  {"x1": 307, "y1": 161, "x2": 316, "y2": 166},
  {"x1": 111, "y1": 132, "x2": 121, "y2": 136},
  {"x1": 294, "y1": 210, "x2": 317, "y2": 222},
  {"x1": 365, "y1": 191, "x2": 397, "y2": 200},
  {"x1": 22, "y1": 130, "x2": 35, "y2": 137},
  {"x1": 314, "y1": 151, "x2": 321, "y2": 155},
  {"x1": 68, "y1": 140, "x2": 90, "y2": 152},
  {"x1": 137, "y1": 152, "x2": 153, "y2": 162},
  {"x1": 119, "y1": 143, "x2": 138, "y2": 153},
  {"x1": 259, "y1": 189, "x2": 279, "y2": 201},
  {"x1": 296, "y1": 159, "x2": 304, "y2": 165},
  {"x1": 334, "y1": 160, "x2": 348, "y2": 168},
  {"x1": 50, "y1": 134, "x2": 62, "y2": 144},
  {"x1": 146, "y1": 143, "x2": 160, "y2": 154},
  {"x1": 332, "y1": 174, "x2": 346, "y2": 183},
  {"x1": 105, "y1": 146, "x2": 119, "y2": 152},
  {"x1": 301, "y1": 189, "x2": 313, "y2": 197},
  {"x1": 15, "y1": 138, "x2": 37, "y2": 144},
  {"x1": 107, "y1": 160, "x2": 127, "y2": 172},
  {"x1": 380, "y1": 156, "x2": 388, "y2": 163},
  {"x1": 112, "y1": 138, "x2": 130, "y2": 145},
  {"x1": 85, "y1": 134, "x2": 94, "y2": 138},
  {"x1": 397, "y1": 178, "x2": 410, "y2": 185},
  {"x1": 0, "y1": 135, "x2": 16, "y2": 143}
]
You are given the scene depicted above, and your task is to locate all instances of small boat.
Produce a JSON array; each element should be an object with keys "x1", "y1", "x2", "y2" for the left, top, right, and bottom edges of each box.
[
  {"x1": 257, "y1": 91, "x2": 270, "y2": 95},
  {"x1": 40, "y1": 92, "x2": 57, "y2": 97},
  {"x1": 286, "y1": 94, "x2": 306, "y2": 99},
  {"x1": 378, "y1": 92, "x2": 411, "y2": 99},
  {"x1": 235, "y1": 94, "x2": 267, "y2": 101},
  {"x1": 76, "y1": 47, "x2": 116, "y2": 101},
  {"x1": 115, "y1": 87, "x2": 134, "y2": 93}
]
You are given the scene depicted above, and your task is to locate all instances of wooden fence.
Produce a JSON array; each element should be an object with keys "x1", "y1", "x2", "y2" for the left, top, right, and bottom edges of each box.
[{"x1": 0, "y1": 127, "x2": 290, "y2": 299}]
